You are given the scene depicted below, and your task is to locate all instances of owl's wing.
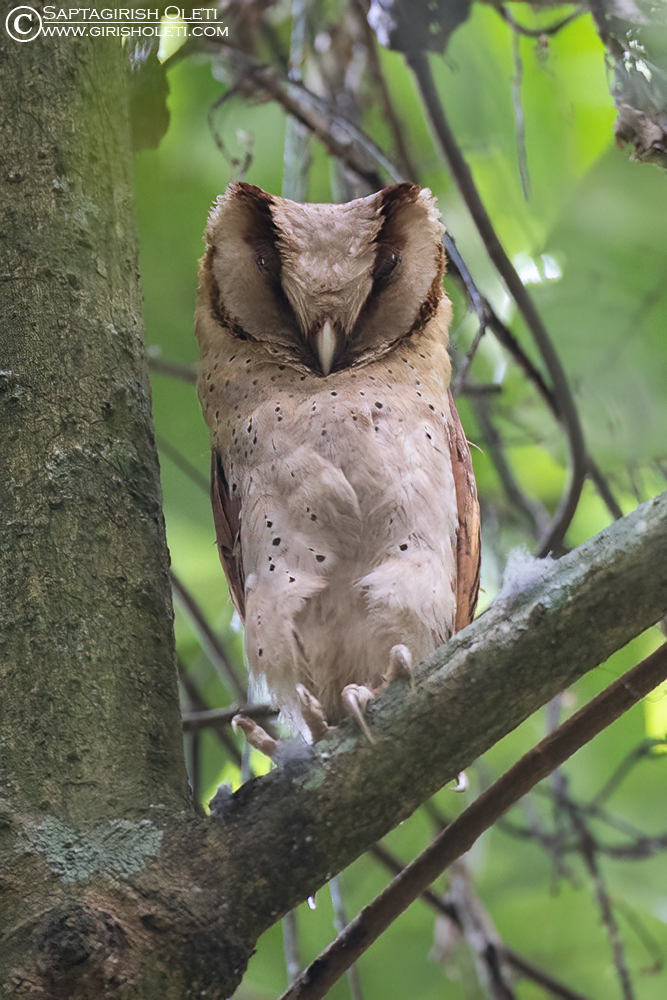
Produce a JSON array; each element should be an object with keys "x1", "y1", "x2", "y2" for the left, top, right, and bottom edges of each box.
[
  {"x1": 448, "y1": 391, "x2": 481, "y2": 632},
  {"x1": 211, "y1": 451, "x2": 246, "y2": 620}
]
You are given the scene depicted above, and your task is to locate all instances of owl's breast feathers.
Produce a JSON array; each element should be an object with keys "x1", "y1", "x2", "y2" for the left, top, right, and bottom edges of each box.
[{"x1": 200, "y1": 332, "x2": 480, "y2": 721}]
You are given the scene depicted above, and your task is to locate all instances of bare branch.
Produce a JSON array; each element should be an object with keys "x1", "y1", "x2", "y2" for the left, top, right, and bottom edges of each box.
[
  {"x1": 371, "y1": 844, "x2": 592, "y2": 1000},
  {"x1": 212, "y1": 493, "x2": 667, "y2": 957},
  {"x1": 562, "y1": 789, "x2": 635, "y2": 1000},
  {"x1": 278, "y1": 643, "x2": 667, "y2": 1000},
  {"x1": 182, "y1": 704, "x2": 275, "y2": 731},
  {"x1": 148, "y1": 356, "x2": 197, "y2": 383}
]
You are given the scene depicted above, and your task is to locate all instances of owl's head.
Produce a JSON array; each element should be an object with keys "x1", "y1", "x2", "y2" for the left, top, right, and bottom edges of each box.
[{"x1": 198, "y1": 182, "x2": 446, "y2": 375}]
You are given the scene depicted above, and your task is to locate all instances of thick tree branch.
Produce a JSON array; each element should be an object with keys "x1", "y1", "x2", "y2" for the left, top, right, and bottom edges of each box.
[
  {"x1": 205, "y1": 492, "x2": 667, "y2": 952},
  {"x1": 281, "y1": 642, "x2": 667, "y2": 999}
]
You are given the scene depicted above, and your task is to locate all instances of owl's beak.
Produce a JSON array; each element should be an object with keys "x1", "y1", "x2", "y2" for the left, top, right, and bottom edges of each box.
[{"x1": 314, "y1": 319, "x2": 339, "y2": 376}]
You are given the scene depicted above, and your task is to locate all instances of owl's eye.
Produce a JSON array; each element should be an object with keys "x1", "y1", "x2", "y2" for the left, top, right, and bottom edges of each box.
[
  {"x1": 254, "y1": 245, "x2": 281, "y2": 281},
  {"x1": 373, "y1": 246, "x2": 402, "y2": 291}
]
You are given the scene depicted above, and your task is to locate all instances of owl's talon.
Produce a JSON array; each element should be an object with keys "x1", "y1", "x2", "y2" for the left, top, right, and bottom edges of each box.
[
  {"x1": 385, "y1": 643, "x2": 413, "y2": 685},
  {"x1": 451, "y1": 771, "x2": 468, "y2": 793},
  {"x1": 232, "y1": 714, "x2": 279, "y2": 758},
  {"x1": 341, "y1": 684, "x2": 375, "y2": 742},
  {"x1": 296, "y1": 684, "x2": 331, "y2": 743}
]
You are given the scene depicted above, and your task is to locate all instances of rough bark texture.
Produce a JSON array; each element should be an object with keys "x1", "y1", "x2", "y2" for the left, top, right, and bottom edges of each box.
[
  {"x1": 2, "y1": 23, "x2": 667, "y2": 1000},
  {"x1": 0, "y1": 26, "x2": 204, "y2": 999},
  {"x1": 0, "y1": 30, "x2": 187, "y2": 824}
]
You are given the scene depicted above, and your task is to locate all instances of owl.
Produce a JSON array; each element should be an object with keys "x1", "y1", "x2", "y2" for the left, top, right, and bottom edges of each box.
[{"x1": 195, "y1": 182, "x2": 480, "y2": 746}]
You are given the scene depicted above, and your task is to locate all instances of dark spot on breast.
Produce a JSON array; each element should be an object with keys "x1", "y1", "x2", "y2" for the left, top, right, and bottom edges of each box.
[
  {"x1": 269, "y1": 565, "x2": 275, "y2": 571},
  {"x1": 331, "y1": 391, "x2": 337, "y2": 397},
  {"x1": 289, "y1": 576, "x2": 295, "y2": 583},
  {"x1": 399, "y1": 543, "x2": 408, "y2": 551},
  {"x1": 273, "y1": 537, "x2": 281, "y2": 546},
  {"x1": 266, "y1": 520, "x2": 273, "y2": 528},
  {"x1": 258, "y1": 649, "x2": 263, "y2": 657},
  {"x1": 375, "y1": 401, "x2": 383, "y2": 409},
  {"x1": 315, "y1": 554, "x2": 325, "y2": 563},
  {"x1": 310, "y1": 514, "x2": 317, "y2": 521}
]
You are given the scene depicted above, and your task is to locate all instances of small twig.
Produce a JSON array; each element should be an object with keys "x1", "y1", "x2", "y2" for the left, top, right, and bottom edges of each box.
[
  {"x1": 171, "y1": 571, "x2": 247, "y2": 703},
  {"x1": 278, "y1": 643, "x2": 667, "y2": 1000},
  {"x1": 562, "y1": 790, "x2": 635, "y2": 1000},
  {"x1": 178, "y1": 656, "x2": 204, "y2": 805},
  {"x1": 283, "y1": 910, "x2": 302, "y2": 984},
  {"x1": 451, "y1": 321, "x2": 488, "y2": 398},
  {"x1": 448, "y1": 861, "x2": 516, "y2": 1000},
  {"x1": 511, "y1": 30, "x2": 530, "y2": 201},
  {"x1": 219, "y1": 45, "x2": 401, "y2": 189},
  {"x1": 592, "y1": 738, "x2": 667, "y2": 807},
  {"x1": 475, "y1": 394, "x2": 551, "y2": 538},
  {"x1": 371, "y1": 843, "x2": 591, "y2": 1000},
  {"x1": 283, "y1": 0, "x2": 311, "y2": 201},
  {"x1": 329, "y1": 876, "x2": 364, "y2": 1000},
  {"x1": 496, "y1": 4, "x2": 584, "y2": 40},
  {"x1": 459, "y1": 383, "x2": 503, "y2": 396},
  {"x1": 617, "y1": 903, "x2": 665, "y2": 977},
  {"x1": 148, "y1": 356, "x2": 197, "y2": 384},
  {"x1": 445, "y1": 232, "x2": 557, "y2": 411},
  {"x1": 351, "y1": 0, "x2": 418, "y2": 182},
  {"x1": 182, "y1": 703, "x2": 275, "y2": 731},
  {"x1": 177, "y1": 659, "x2": 242, "y2": 766},
  {"x1": 157, "y1": 436, "x2": 209, "y2": 494},
  {"x1": 407, "y1": 50, "x2": 588, "y2": 556}
]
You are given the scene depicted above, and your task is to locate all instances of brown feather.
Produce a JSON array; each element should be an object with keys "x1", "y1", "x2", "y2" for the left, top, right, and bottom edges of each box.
[
  {"x1": 448, "y1": 391, "x2": 481, "y2": 632},
  {"x1": 211, "y1": 451, "x2": 245, "y2": 619}
]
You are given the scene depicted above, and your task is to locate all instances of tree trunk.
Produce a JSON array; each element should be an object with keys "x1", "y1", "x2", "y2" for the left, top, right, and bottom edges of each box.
[{"x1": 0, "y1": 29, "x2": 224, "y2": 999}]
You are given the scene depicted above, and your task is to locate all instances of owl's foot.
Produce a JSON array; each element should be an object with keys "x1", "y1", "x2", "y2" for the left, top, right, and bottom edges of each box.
[
  {"x1": 232, "y1": 714, "x2": 279, "y2": 758},
  {"x1": 341, "y1": 644, "x2": 414, "y2": 743},
  {"x1": 341, "y1": 684, "x2": 375, "y2": 742},
  {"x1": 296, "y1": 684, "x2": 331, "y2": 742},
  {"x1": 384, "y1": 643, "x2": 413, "y2": 687}
]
